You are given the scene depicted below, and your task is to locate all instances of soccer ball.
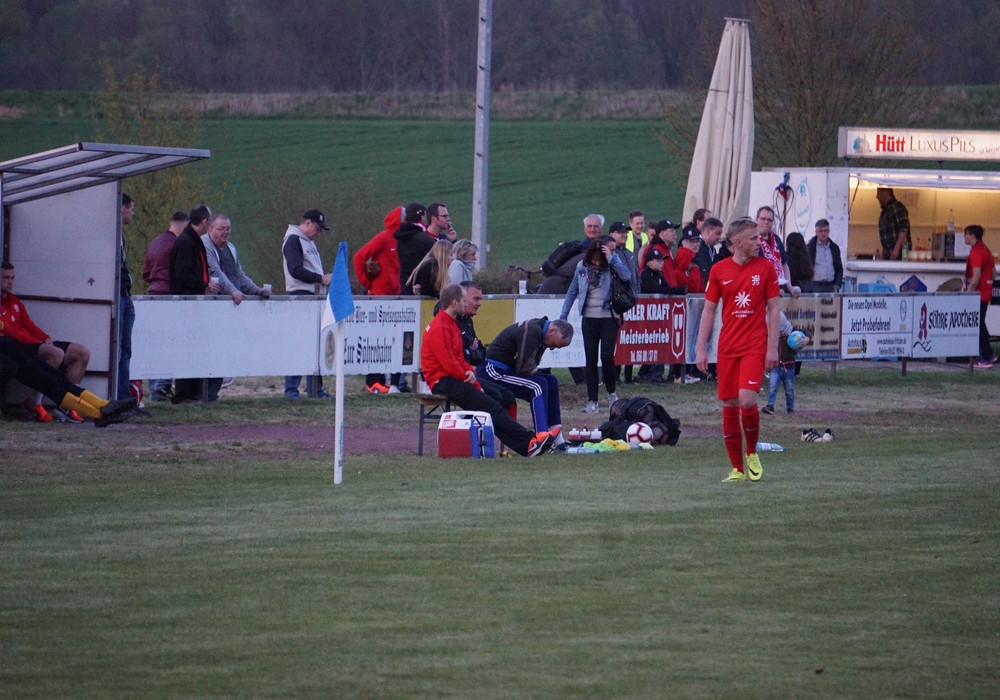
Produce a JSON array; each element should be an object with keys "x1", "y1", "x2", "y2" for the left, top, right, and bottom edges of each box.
[
  {"x1": 626, "y1": 421, "x2": 654, "y2": 445},
  {"x1": 787, "y1": 330, "x2": 808, "y2": 351}
]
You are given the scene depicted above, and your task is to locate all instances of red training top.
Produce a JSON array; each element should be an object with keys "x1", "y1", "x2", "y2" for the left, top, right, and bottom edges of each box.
[
  {"x1": 419, "y1": 309, "x2": 481, "y2": 391},
  {"x1": 965, "y1": 240, "x2": 995, "y2": 303},
  {"x1": 0, "y1": 292, "x2": 48, "y2": 345}
]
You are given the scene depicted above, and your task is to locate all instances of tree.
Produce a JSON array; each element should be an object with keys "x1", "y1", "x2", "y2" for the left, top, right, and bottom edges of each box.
[
  {"x1": 94, "y1": 65, "x2": 220, "y2": 292},
  {"x1": 749, "y1": 0, "x2": 926, "y2": 166}
]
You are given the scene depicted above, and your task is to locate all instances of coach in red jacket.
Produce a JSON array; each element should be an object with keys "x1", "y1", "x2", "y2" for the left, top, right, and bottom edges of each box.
[{"x1": 421, "y1": 284, "x2": 558, "y2": 457}]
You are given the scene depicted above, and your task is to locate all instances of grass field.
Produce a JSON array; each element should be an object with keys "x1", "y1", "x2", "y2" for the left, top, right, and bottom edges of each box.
[
  {"x1": 2, "y1": 366, "x2": 998, "y2": 697},
  {"x1": 0, "y1": 116, "x2": 680, "y2": 269}
]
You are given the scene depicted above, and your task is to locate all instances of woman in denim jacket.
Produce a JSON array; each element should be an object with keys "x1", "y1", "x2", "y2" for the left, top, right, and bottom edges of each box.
[{"x1": 559, "y1": 235, "x2": 631, "y2": 414}]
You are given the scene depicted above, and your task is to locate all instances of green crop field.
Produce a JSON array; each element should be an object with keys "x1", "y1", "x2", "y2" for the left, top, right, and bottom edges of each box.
[
  {"x1": 0, "y1": 116, "x2": 681, "y2": 268},
  {"x1": 2, "y1": 367, "x2": 999, "y2": 697}
]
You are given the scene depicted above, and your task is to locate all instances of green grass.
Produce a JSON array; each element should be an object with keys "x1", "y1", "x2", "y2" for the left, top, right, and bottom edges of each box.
[
  {"x1": 2, "y1": 367, "x2": 999, "y2": 697},
  {"x1": 0, "y1": 117, "x2": 680, "y2": 268}
]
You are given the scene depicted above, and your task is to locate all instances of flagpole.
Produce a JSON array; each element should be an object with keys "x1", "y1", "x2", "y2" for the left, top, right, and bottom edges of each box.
[
  {"x1": 333, "y1": 318, "x2": 346, "y2": 484},
  {"x1": 328, "y1": 241, "x2": 356, "y2": 486}
]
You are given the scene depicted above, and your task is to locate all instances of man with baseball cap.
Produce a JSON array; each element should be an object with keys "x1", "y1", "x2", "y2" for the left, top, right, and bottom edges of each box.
[{"x1": 282, "y1": 208, "x2": 332, "y2": 399}]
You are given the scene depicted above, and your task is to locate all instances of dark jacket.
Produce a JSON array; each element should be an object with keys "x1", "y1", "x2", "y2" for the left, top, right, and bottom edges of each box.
[
  {"x1": 691, "y1": 240, "x2": 718, "y2": 283},
  {"x1": 537, "y1": 252, "x2": 584, "y2": 295},
  {"x1": 485, "y1": 317, "x2": 549, "y2": 375},
  {"x1": 169, "y1": 225, "x2": 209, "y2": 295},
  {"x1": 394, "y1": 222, "x2": 435, "y2": 291},
  {"x1": 806, "y1": 236, "x2": 843, "y2": 288}
]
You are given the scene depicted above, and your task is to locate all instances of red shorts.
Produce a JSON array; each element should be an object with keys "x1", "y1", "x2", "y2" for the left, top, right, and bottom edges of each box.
[{"x1": 716, "y1": 353, "x2": 766, "y2": 400}]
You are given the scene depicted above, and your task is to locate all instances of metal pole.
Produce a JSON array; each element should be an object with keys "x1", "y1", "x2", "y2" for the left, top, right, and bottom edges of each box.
[{"x1": 471, "y1": 0, "x2": 492, "y2": 270}]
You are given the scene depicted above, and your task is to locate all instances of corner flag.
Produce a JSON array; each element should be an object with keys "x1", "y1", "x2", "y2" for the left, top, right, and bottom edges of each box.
[{"x1": 329, "y1": 241, "x2": 356, "y2": 322}]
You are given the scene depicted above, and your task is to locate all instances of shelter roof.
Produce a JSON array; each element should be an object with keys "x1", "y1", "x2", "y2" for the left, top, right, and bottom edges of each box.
[{"x1": 0, "y1": 142, "x2": 210, "y2": 205}]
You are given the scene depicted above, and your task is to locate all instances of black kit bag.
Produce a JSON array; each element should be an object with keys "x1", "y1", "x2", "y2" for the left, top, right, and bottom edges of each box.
[
  {"x1": 599, "y1": 397, "x2": 681, "y2": 446},
  {"x1": 610, "y1": 266, "x2": 637, "y2": 316},
  {"x1": 542, "y1": 240, "x2": 587, "y2": 277}
]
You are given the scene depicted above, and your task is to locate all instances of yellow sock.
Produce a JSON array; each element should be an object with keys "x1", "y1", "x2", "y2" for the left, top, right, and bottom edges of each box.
[
  {"x1": 81, "y1": 390, "x2": 110, "y2": 409},
  {"x1": 60, "y1": 393, "x2": 101, "y2": 419}
]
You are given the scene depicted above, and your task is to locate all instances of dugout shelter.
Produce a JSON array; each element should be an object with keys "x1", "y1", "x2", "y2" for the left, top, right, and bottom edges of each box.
[{"x1": 0, "y1": 142, "x2": 210, "y2": 399}]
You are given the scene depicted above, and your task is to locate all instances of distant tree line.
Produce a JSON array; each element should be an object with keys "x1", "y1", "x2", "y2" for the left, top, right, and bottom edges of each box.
[{"x1": 1, "y1": 0, "x2": 998, "y2": 93}]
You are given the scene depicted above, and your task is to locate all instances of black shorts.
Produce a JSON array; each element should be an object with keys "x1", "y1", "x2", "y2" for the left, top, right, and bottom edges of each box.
[{"x1": 27, "y1": 340, "x2": 72, "y2": 354}]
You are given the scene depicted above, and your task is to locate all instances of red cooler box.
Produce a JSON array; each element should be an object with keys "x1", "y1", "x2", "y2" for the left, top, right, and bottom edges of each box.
[{"x1": 438, "y1": 411, "x2": 495, "y2": 458}]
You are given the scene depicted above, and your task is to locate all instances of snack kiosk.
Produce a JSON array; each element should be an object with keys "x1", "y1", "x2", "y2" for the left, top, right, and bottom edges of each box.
[{"x1": 749, "y1": 126, "x2": 1000, "y2": 330}]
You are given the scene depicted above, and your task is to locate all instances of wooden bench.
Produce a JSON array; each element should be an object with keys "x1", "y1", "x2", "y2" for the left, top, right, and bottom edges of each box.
[{"x1": 414, "y1": 372, "x2": 451, "y2": 456}]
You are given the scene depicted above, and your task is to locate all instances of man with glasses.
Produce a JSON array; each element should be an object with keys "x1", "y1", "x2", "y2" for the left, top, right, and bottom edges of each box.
[
  {"x1": 201, "y1": 214, "x2": 271, "y2": 305},
  {"x1": 427, "y1": 203, "x2": 456, "y2": 242},
  {"x1": 756, "y1": 205, "x2": 797, "y2": 296},
  {"x1": 696, "y1": 217, "x2": 780, "y2": 483}
]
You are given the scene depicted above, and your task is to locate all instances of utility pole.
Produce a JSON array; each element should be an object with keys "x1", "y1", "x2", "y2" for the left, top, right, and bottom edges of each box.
[{"x1": 471, "y1": 0, "x2": 492, "y2": 269}]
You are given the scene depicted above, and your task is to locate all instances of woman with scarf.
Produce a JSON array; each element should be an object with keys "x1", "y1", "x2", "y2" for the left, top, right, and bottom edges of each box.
[{"x1": 559, "y1": 235, "x2": 631, "y2": 414}]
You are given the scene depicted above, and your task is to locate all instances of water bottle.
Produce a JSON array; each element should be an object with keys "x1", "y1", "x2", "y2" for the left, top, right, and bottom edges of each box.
[
  {"x1": 901, "y1": 239, "x2": 909, "y2": 260},
  {"x1": 756, "y1": 441, "x2": 787, "y2": 452}
]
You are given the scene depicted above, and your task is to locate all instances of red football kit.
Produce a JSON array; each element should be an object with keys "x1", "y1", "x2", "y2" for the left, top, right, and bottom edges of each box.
[{"x1": 705, "y1": 255, "x2": 780, "y2": 399}]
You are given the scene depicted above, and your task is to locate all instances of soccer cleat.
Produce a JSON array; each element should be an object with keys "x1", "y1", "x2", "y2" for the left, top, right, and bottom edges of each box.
[
  {"x1": 745, "y1": 452, "x2": 763, "y2": 481},
  {"x1": 822, "y1": 428, "x2": 835, "y2": 442},
  {"x1": 51, "y1": 407, "x2": 85, "y2": 424},
  {"x1": 583, "y1": 401, "x2": 599, "y2": 414},
  {"x1": 973, "y1": 358, "x2": 993, "y2": 369},
  {"x1": 527, "y1": 427, "x2": 560, "y2": 457},
  {"x1": 722, "y1": 468, "x2": 746, "y2": 482},
  {"x1": 366, "y1": 382, "x2": 391, "y2": 394},
  {"x1": 761, "y1": 404, "x2": 775, "y2": 415},
  {"x1": 801, "y1": 428, "x2": 822, "y2": 442},
  {"x1": 607, "y1": 392, "x2": 619, "y2": 407},
  {"x1": 786, "y1": 408, "x2": 795, "y2": 414},
  {"x1": 24, "y1": 400, "x2": 54, "y2": 423},
  {"x1": 683, "y1": 374, "x2": 701, "y2": 384},
  {"x1": 94, "y1": 398, "x2": 137, "y2": 428},
  {"x1": 314, "y1": 390, "x2": 334, "y2": 399}
]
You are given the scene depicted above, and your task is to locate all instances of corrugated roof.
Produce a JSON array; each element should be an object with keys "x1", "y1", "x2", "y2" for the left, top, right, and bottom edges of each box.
[{"x1": 0, "y1": 142, "x2": 210, "y2": 205}]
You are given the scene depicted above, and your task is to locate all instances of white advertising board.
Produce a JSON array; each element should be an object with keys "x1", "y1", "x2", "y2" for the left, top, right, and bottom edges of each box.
[
  {"x1": 319, "y1": 297, "x2": 420, "y2": 374},
  {"x1": 908, "y1": 294, "x2": 981, "y2": 359},
  {"x1": 512, "y1": 296, "x2": 583, "y2": 368},
  {"x1": 840, "y1": 294, "x2": 979, "y2": 359}
]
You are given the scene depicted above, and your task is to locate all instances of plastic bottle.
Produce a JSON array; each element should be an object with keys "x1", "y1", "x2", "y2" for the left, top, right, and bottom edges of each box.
[{"x1": 901, "y1": 239, "x2": 909, "y2": 260}]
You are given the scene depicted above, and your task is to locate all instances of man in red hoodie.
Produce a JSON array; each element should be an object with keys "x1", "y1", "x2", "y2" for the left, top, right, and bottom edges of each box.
[
  {"x1": 354, "y1": 207, "x2": 405, "y2": 391},
  {"x1": 354, "y1": 206, "x2": 403, "y2": 296},
  {"x1": 421, "y1": 283, "x2": 559, "y2": 457}
]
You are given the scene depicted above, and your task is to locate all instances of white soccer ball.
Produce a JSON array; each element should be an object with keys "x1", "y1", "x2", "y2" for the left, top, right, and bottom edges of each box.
[{"x1": 626, "y1": 422, "x2": 653, "y2": 445}]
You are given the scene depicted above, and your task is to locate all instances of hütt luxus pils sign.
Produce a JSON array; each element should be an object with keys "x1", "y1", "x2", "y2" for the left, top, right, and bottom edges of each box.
[{"x1": 838, "y1": 126, "x2": 1000, "y2": 162}]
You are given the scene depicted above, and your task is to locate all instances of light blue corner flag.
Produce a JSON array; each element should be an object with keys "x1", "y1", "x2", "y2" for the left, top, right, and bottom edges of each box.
[{"x1": 329, "y1": 241, "x2": 356, "y2": 322}]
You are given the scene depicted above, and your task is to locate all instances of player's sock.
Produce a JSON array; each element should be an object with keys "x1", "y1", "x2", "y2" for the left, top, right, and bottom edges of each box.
[
  {"x1": 722, "y1": 406, "x2": 744, "y2": 470},
  {"x1": 59, "y1": 392, "x2": 102, "y2": 419},
  {"x1": 81, "y1": 390, "x2": 110, "y2": 409},
  {"x1": 741, "y1": 405, "x2": 760, "y2": 454}
]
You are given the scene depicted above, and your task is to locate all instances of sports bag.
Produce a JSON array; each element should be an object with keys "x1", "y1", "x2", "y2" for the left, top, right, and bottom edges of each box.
[
  {"x1": 598, "y1": 397, "x2": 681, "y2": 446},
  {"x1": 610, "y1": 266, "x2": 637, "y2": 315},
  {"x1": 542, "y1": 240, "x2": 587, "y2": 277}
]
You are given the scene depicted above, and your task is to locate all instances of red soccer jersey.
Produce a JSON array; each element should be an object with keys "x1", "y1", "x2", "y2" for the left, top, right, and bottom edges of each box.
[
  {"x1": 965, "y1": 240, "x2": 995, "y2": 303},
  {"x1": 705, "y1": 255, "x2": 780, "y2": 357}
]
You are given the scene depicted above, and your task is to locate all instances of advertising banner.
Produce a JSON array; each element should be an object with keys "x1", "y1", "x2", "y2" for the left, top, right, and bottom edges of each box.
[
  {"x1": 841, "y1": 295, "x2": 911, "y2": 359},
  {"x1": 780, "y1": 295, "x2": 842, "y2": 361},
  {"x1": 840, "y1": 293, "x2": 979, "y2": 359},
  {"x1": 909, "y1": 295, "x2": 980, "y2": 358},
  {"x1": 614, "y1": 297, "x2": 687, "y2": 366},
  {"x1": 320, "y1": 297, "x2": 420, "y2": 374},
  {"x1": 838, "y1": 126, "x2": 1000, "y2": 162}
]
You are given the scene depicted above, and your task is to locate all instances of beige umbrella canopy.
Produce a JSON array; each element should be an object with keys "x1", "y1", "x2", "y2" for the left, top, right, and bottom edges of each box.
[{"x1": 683, "y1": 18, "x2": 754, "y2": 226}]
